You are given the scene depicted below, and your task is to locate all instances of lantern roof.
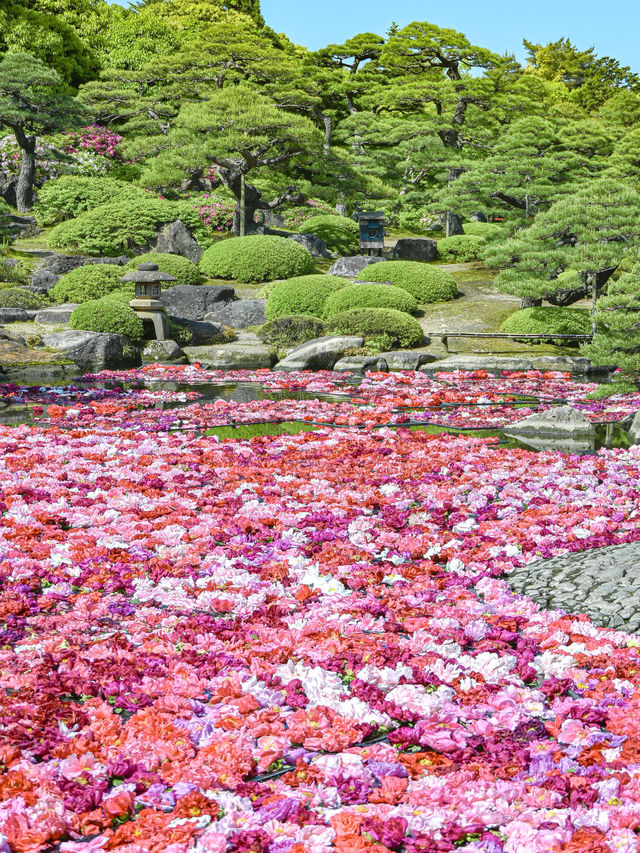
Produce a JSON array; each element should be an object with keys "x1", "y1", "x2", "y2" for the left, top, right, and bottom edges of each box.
[
  {"x1": 120, "y1": 262, "x2": 177, "y2": 283},
  {"x1": 356, "y1": 211, "x2": 386, "y2": 221}
]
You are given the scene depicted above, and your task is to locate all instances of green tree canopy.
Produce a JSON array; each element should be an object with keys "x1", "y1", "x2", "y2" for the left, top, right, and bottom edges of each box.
[
  {"x1": 0, "y1": 52, "x2": 85, "y2": 211},
  {"x1": 138, "y1": 87, "x2": 323, "y2": 233},
  {"x1": 484, "y1": 179, "x2": 640, "y2": 306}
]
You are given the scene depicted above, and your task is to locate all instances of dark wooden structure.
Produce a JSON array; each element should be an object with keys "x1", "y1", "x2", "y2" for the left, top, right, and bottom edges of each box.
[{"x1": 357, "y1": 212, "x2": 385, "y2": 255}]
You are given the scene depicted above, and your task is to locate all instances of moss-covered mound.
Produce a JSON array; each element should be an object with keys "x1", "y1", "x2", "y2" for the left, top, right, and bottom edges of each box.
[
  {"x1": 0, "y1": 287, "x2": 48, "y2": 309},
  {"x1": 324, "y1": 282, "x2": 418, "y2": 318},
  {"x1": 199, "y1": 235, "x2": 315, "y2": 283},
  {"x1": 265, "y1": 275, "x2": 346, "y2": 320},
  {"x1": 356, "y1": 261, "x2": 458, "y2": 304},
  {"x1": 258, "y1": 314, "x2": 327, "y2": 347},
  {"x1": 299, "y1": 215, "x2": 359, "y2": 255},
  {"x1": 124, "y1": 253, "x2": 202, "y2": 287},
  {"x1": 49, "y1": 197, "x2": 209, "y2": 256},
  {"x1": 50, "y1": 265, "x2": 132, "y2": 304},
  {"x1": 34, "y1": 176, "x2": 151, "y2": 226},
  {"x1": 69, "y1": 294, "x2": 144, "y2": 340},
  {"x1": 500, "y1": 307, "x2": 592, "y2": 343},
  {"x1": 327, "y1": 307, "x2": 424, "y2": 348},
  {"x1": 437, "y1": 234, "x2": 486, "y2": 262}
]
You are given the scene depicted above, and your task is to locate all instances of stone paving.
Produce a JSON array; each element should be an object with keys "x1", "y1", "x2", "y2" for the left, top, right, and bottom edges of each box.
[{"x1": 507, "y1": 542, "x2": 640, "y2": 633}]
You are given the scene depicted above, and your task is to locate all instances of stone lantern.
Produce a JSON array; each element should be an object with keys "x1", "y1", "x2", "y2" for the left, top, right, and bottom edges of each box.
[
  {"x1": 357, "y1": 212, "x2": 386, "y2": 256},
  {"x1": 120, "y1": 262, "x2": 175, "y2": 341}
]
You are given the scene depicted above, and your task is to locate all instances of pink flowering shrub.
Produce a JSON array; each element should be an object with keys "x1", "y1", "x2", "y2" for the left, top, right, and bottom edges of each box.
[
  {"x1": 197, "y1": 194, "x2": 236, "y2": 232},
  {"x1": 281, "y1": 198, "x2": 337, "y2": 229},
  {"x1": 63, "y1": 125, "x2": 123, "y2": 159}
]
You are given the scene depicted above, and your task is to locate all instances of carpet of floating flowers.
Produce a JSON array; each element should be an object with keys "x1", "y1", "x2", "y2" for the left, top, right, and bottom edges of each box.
[{"x1": 5, "y1": 369, "x2": 640, "y2": 852}]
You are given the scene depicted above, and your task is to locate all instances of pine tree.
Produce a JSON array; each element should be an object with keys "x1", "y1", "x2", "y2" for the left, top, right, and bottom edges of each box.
[
  {"x1": 583, "y1": 264, "x2": 640, "y2": 378},
  {"x1": 0, "y1": 52, "x2": 85, "y2": 211},
  {"x1": 484, "y1": 179, "x2": 640, "y2": 306}
]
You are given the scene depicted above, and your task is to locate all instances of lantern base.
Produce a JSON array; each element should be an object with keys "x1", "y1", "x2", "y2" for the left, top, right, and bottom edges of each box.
[{"x1": 130, "y1": 301, "x2": 169, "y2": 341}]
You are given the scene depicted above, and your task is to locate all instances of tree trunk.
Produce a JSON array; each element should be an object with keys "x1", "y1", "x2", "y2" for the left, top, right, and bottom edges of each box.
[
  {"x1": 319, "y1": 113, "x2": 333, "y2": 156},
  {"x1": 444, "y1": 167, "x2": 464, "y2": 237},
  {"x1": 583, "y1": 267, "x2": 618, "y2": 309},
  {"x1": 521, "y1": 297, "x2": 542, "y2": 308},
  {"x1": 15, "y1": 136, "x2": 36, "y2": 213}
]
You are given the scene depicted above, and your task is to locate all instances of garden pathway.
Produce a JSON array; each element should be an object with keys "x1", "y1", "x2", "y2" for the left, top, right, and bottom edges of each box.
[{"x1": 507, "y1": 542, "x2": 640, "y2": 633}]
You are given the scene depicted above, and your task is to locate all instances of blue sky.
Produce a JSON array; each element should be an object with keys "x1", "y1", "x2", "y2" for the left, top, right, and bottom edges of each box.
[{"x1": 259, "y1": 0, "x2": 640, "y2": 70}]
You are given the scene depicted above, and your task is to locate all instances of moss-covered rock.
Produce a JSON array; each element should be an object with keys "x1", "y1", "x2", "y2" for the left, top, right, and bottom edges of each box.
[{"x1": 258, "y1": 314, "x2": 327, "y2": 347}]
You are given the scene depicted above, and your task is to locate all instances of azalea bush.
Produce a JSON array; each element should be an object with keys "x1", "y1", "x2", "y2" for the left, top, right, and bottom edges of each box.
[
  {"x1": 298, "y1": 214, "x2": 359, "y2": 255},
  {"x1": 69, "y1": 293, "x2": 144, "y2": 339},
  {"x1": 123, "y1": 253, "x2": 203, "y2": 287},
  {"x1": 196, "y1": 193, "x2": 236, "y2": 232},
  {"x1": 357, "y1": 261, "x2": 458, "y2": 304},
  {"x1": 327, "y1": 306, "x2": 424, "y2": 347},
  {"x1": 34, "y1": 175, "x2": 152, "y2": 226},
  {"x1": 500, "y1": 306, "x2": 593, "y2": 343},
  {"x1": 0, "y1": 286, "x2": 48, "y2": 309},
  {"x1": 436, "y1": 233, "x2": 486, "y2": 262},
  {"x1": 281, "y1": 199, "x2": 336, "y2": 229},
  {"x1": 62, "y1": 125, "x2": 123, "y2": 159},
  {"x1": 257, "y1": 313, "x2": 327, "y2": 346},
  {"x1": 265, "y1": 274, "x2": 347, "y2": 320},
  {"x1": 48, "y1": 197, "x2": 210, "y2": 256},
  {"x1": 50, "y1": 265, "x2": 132, "y2": 303},
  {"x1": 323, "y1": 282, "x2": 418, "y2": 318},
  {"x1": 199, "y1": 235, "x2": 316, "y2": 283}
]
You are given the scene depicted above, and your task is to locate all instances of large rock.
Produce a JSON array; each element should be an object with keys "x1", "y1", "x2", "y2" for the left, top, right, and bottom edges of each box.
[
  {"x1": 169, "y1": 317, "x2": 229, "y2": 345},
  {"x1": 43, "y1": 254, "x2": 129, "y2": 275},
  {"x1": 142, "y1": 340, "x2": 186, "y2": 364},
  {"x1": 275, "y1": 335, "x2": 364, "y2": 371},
  {"x1": 161, "y1": 284, "x2": 235, "y2": 321},
  {"x1": 288, "y1": 233, "x2": 333, "y2": 259},
  {"x1": 183, "y1": 344, "x2": 274, "y2": 370},
  {"x1": 626, "y1": 412, "x2": 640, "y2": 444},
  {"x1": 421, "y1": 354, "x2": 593, "y2": 375},
  {"x1": 503, "y1": 406, "x2": 596, "y2": 439},
  {"x1": 41, "y1": 331, "x2": 140, "y2": 371},
  {"x1": 334, "y1": 354, "x2": 388, "y2": 373},
  {"x1": 328, "y1": 255, "x2": 384, "y2": 278},
  {"x1": 149, "y1": 220, "x2": 203, "y2": 264},
  {"x1": 204, "y1": 299, "x2": 266, "y2": 329},
  {"x1": 0, "y1": 309, "x2": 28, "y2": 324},
  {"x1": 34, "y1": 304, "x2": 80, "y2": 325},
  {"x1": 0, "y1": 175, "x2": 18, "y2": 208},
  {"x1": 392, "y1": 238, "x2": 438, "y2": 262},
  {"x1": 378, "y1": 350, "x2": 436, "y2": 370},
  {"x1": 30, "y1": 268, "x2": 59, "y2": 293}
]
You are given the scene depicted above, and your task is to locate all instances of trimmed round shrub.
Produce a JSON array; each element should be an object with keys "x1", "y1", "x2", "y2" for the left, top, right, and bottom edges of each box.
[
  {"x1": 48, "y1": 197, "x2": 211, "y2": 256},
  {"x1": 356, "y1": 261, "x2": 458, "y2": 304},
  {"x1": 0, "y1": 287, "x2": 48, "y2": 309},
  {"x1": 298, "y1": 215, "x2": 359, "y2": 255},
  {"x1": 258, "y1": 314, "x2": 327, "y2": 347},
  {"x1": 265, "y1": 275, "x2": 347, "y2": 320},
  {"x1": 69, "y1": 294, "x2": 144, "y2": 340},
  {"x1": 462, "y1": 221, "x2": 503, "y2": 239},
  {"x1": 124, "y1": 252, "x2": 202, "y2": 287},
  {"x1": 327, "y1": 307, "x2": 424, "y2": 348},
  {"x1": 436, "y1": 234, "x2": 486, "y2": 262},
  {"x1": 324, "y1": 282, "x2": 418, "y2": 318},
  {"x1": 500, "y1": 307, "x2": 592, "y2": 344},
  {"x1": 50, "y1": 265, "x2": 132, "y2": 304},
  {"x1": 200, "y1": 236, "x2": 316, "y2": 283},
  {"x1": 34, "y1": 176, "x2": 152, "y2": 226}
]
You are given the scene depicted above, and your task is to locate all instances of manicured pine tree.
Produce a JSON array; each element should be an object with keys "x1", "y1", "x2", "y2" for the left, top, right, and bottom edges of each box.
[
  {"x1": 484, "y1": 179, "x2": 640, "y2": 306},
  {"x1": 138, "y1": 87, "x2": 323, "y2": 234},
  {"x1": 582, "y1": 263, "x2": 640, "y2": 381},
  {"x1": 0, "y1": 52, "x2": 85, "y2": 211}
]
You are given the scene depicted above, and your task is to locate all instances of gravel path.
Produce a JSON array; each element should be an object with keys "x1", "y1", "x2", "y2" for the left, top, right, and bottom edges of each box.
[{"x1": 507, "y1": 542, "x2": 640, "y2": 632}]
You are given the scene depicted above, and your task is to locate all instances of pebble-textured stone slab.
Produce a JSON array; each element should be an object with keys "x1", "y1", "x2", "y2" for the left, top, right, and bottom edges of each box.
[{"x1": 507, "y1": 542, "x2": 640, "y2": 632}]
